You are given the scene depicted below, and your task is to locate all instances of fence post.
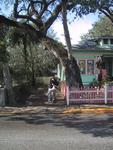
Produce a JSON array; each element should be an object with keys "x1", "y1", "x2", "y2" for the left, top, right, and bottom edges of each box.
[
  {"x1": 104, "y1": 83, "x2": 108, "y2": 104},
  {"x1": 66, "y1": 86, "x2": 69, "y2": 106}
]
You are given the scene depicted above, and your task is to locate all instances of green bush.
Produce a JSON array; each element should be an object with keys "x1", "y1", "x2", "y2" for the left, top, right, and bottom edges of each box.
[
  {"x1": 36, "y1": 77, "x2": 50, "y2": 87},
  {"x1": 90, "y1": 79, "x2": 99, "y2": 87}
]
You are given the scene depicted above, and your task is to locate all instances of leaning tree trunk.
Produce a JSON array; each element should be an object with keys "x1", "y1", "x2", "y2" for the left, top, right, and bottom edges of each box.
[
  {"x1": 62, "y1": 0, "x2": 72, "y2": 59},
  {"x1": 3, "y1": 63, "x2": 15, "y2": 105},
  {"x1": 40, "y1": 37, "x2": 83, "y2": 88}
]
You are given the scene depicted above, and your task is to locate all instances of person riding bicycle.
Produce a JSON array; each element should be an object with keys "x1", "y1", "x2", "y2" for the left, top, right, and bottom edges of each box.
[{"x1": 48, "y1": 74, "x2": 60, "y2": 103}]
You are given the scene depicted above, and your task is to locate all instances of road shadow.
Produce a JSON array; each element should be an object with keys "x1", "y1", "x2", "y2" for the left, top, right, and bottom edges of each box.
[{"x1": 4, "y1": 112, "x2": 113, "y2": 138}]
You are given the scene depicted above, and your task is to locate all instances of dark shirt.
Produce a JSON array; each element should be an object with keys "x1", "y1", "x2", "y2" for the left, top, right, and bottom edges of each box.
[{"x1": 49, "y1": 77, "x2": 60, "y2": 88}]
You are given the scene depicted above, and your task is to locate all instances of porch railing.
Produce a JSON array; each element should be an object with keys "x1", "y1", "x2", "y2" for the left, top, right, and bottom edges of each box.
[{"x1": 60, "y1": 82, "x2": 113, "y2": 105}]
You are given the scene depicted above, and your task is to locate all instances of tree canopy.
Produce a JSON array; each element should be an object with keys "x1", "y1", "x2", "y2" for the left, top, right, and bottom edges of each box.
[
  {"x1": 81, "y1": 16, "x2": 113, "y2": 40},
  {"x1": 0, "y1": 0, "x2": 113, "y2": 30},
  {"x1": 71, "y1": 0, "x2": 113, "y2": 21},
  {"x1": 0, "y1": 0, "x2": 113, "y2": 87}
]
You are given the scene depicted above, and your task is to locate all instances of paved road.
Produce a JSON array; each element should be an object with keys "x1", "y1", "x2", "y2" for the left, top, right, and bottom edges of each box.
[{"x1": 0, "y1": 113, "x2": 113, "y2": 150}]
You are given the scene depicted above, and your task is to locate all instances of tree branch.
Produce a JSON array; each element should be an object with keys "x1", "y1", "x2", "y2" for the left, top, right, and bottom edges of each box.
[
  {"x1": 38, "y1": 0, "x2": 55, "y2": 19},
  {"x1": 103, "y1": 6, "x2": 113, "y2": 17},
  {"x1": 0, "y1": 15, "x2": 67, "y2": 58},
  {"x1": 99, "y1": 8, "x2": 113, "y2": 23},
  {"x1": 14, "y1": 0, "x2": 43, "y2": 27},
  {"x1": 29, "y1": 0, "x2": 40, "y2": 17},
  {"x1": 0, "y1": 15, "x2": 43, "y2": 40},
  {"x1": 43, "y1": 3, "x2": 62, "y2": 33}
]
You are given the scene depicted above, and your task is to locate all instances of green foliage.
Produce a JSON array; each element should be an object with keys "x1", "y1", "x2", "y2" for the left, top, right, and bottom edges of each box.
[
  {"x1": 33, "y1": 45, "x2": 58, "y2": 76},
  {"x1": 0, "y1": 0, "x2": 112, "y2": 89},
  {"x1": 0, "y1": 42, "x2": 9, "y2": 62},
  {"x1": 0, "y1": 62, "x2": 3, "y2": 84},
  {"x1": 90, "y1": 74, "x2": 111, "y2": 88},
  {"x1": 36, "y1": 77, "x2": 50, "y2": 87},
  {"x1": 101, "y1": 74, "x2": 111, "y2": 84},
  {"x1": 90, "y1": 16, "x2": 113, "y2": 37},
  {"x1": 2, "y1": 26, "x2": 58, "y2": 84},
  {"x1": 8, "y1": 28, "x2": 25, "y2": 46},
  {"x1": 0, "y1": 25, "x2": 10, "y2": 62},
  {"x1": 90, "y1": 79, "x2": 99, "y2": 87},
  {"x1": 8, "y1": 41, "x2": 58, "y2": 84},
  {"x1": 13, "y1": 82, "x2": 31, "y2": 105},
  {"x1": 81, "y1": 16, "x2": 113, "y2": 40},
  {"x1": 71, "y1": 0, "x2": 113, "y2": 16}
]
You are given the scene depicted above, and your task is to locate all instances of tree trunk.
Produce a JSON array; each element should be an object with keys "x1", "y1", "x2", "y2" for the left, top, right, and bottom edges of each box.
[
  {"x1": 23, "y1": 35, "x2": 29, "y2": 81},
  {"x1": 31, "y1": 68, "x2": 36, "y2": 86},
  {"x1": 29, "y1": 43, "x2": 36, "y2": 86},
  {"x1": 62, "y1": 0, "x2": 72, "y2": 59},
  {"x1": 3, "y1": 63, "x2": 15, "y2": 105},
  {"x1": 61, "y1": 0, "x2": 83, "y2": 87},
  {"x1": 64, "y1": 57, "x2": 83, "y2": 87},
  {"x1": 40, "y1": 37, "x2": 83, "y2": 87}
]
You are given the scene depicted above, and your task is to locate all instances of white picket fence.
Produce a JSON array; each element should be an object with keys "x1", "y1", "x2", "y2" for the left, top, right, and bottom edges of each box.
[{"x1": 60, "y1": 82, "x2": 113, "y2": 105}]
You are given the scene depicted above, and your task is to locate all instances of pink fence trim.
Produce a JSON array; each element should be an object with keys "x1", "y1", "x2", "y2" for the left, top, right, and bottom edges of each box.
[
  {"x1": 60, "y1": 81, "x2": 67, "y2": 98},
  {"x1": 60, "y1": 82, "x2": 113, "y2": 105}
]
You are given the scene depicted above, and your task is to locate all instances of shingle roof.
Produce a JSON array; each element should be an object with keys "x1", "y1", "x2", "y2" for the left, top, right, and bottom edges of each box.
[{"x1": 72, "y1": 37, "x2": 113, "y2": 51}]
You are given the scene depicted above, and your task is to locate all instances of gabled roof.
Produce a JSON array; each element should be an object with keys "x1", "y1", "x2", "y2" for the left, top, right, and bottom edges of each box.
[
  {"x1": 95, "y1": 36, "x2": 113, "y2": 40},
  {"x1": 72, "y1": 37, "x2": 113, "y2": 51}
]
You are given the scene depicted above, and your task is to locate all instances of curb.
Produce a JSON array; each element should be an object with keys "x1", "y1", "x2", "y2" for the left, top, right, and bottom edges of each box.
[
  {"x1": 63, "y1": 107, "x2": 113, "y2": 114},
  {"x1": 1, "y1": 106, "x2": 113, "y2": 116}
]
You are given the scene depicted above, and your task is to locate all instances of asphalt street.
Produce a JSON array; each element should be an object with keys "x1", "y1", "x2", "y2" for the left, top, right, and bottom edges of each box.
[{"x1": 0, "y1": 113, "x2": 113, "y2": 150}]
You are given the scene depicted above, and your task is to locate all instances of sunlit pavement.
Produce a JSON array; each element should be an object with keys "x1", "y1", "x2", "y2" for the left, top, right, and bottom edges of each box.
[{"x1": 0, "y1": 112, "x2": 113, "y2": 150}]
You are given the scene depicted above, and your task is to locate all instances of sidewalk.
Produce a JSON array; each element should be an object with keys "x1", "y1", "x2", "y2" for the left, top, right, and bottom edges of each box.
[{"x1": 1, "y1": 103, "x2": 113, "y2": 116}]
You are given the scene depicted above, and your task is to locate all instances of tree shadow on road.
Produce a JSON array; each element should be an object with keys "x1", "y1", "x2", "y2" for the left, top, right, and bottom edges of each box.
[
  {"x1": 59, "y1": 113, "x2": 113, "y2": 138},
  {"x1": 6, "y1": 112, "x2": 113, "y2": 138}
]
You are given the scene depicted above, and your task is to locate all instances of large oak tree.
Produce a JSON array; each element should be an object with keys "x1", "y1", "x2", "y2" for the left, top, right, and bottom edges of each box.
[
  {"x1": 0, "y1": 0, "x2": 112, "y2": 87},
  {"x1": 0, "y1": 0, "x2": 83, "y2": 88}
]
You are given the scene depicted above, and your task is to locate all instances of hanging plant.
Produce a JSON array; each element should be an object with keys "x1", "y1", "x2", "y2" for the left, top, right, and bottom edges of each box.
[{"x1": 96, "y1": 57, "x2": 103, "y2": 69}]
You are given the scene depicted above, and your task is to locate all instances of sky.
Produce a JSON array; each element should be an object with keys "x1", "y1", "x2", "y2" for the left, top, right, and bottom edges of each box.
[{"x1": 52, "y1": 13, "x2": 99, "y2": 45}]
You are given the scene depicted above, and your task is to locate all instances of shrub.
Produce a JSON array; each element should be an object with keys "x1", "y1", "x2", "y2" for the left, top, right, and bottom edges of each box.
[{"x1": 14, "y1": 82, "x2": 31, "y2": 105}]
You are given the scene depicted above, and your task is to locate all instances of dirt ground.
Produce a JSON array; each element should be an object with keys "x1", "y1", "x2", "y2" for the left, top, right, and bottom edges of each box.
[{"x1": 25, "y1": 87, "x2": 65, "y2": 106}]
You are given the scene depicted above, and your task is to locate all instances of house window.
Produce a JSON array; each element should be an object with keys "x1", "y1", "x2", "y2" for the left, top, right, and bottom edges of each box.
[
  {"x1": 103, "y1": 39, "x2": 108, "y2": 45},
  {"x1": 110, "y1": 39, "x2": 113, "y2": 45},
  {"x1": 87, "y1": 60, "x2": 94, "y2": 74},
  {"x1": 79, "y1": 60, "x2": 86, "y2": 74}
]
